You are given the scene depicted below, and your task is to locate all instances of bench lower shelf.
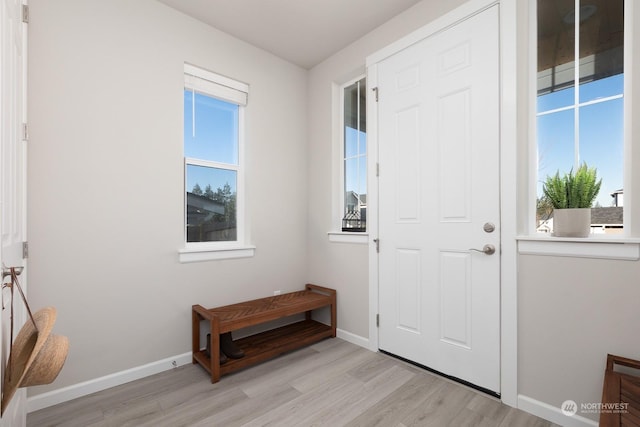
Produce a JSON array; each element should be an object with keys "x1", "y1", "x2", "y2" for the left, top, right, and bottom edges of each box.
[{"x1": 193, "y1": 319, "x2": 333, "y2": 377}]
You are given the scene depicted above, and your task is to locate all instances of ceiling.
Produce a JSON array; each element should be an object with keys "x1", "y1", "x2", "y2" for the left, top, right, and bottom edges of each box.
[{"x1": 157, "y1": 0, "x2": 423, "y2": 69}]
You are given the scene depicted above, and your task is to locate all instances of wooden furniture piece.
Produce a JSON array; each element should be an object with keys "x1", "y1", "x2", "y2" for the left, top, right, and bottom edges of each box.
[
  {"x1": 600, "y1": 354, "x2": 640, "y2": 427},
  {"x1": 192, "y1": 284, "x2": 336, "y2": 383}
]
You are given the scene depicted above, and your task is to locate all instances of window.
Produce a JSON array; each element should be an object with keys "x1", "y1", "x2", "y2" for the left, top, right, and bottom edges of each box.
[
  {"x1": 341, "y1": 77, "x2": 367, "y2": 232},
  {"x1": 181, "y1": 64, "x2": 253, "y2": 261},
  {"x1": 536, "y1": 0, "x2": 624, "y2": 234}
]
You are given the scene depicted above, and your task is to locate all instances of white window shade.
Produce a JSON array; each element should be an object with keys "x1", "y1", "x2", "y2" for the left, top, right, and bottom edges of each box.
[{"x1": 184, "y1": 63, "x2": 248, "y2": 106}]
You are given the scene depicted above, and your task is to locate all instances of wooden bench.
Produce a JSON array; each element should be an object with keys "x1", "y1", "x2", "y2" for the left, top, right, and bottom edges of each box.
[
  {"x1": 192, "y1": 284, "x2": 336, "y2": 383},
  {"x1": 600, "y1": 354, "x2": 640, "y2": 426}
]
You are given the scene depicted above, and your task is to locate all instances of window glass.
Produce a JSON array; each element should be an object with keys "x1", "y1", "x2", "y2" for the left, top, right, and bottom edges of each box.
[
  {"x1": 536, "y1": 0, "x2": 575, "y2": 110},
  {"x1": 536, "y1": 87, "x2": 574, "y2": 113},
  {"x1": 536, "y1": 0, "x2": 624, "y2": 231},
  {"x1": 579, "y1": 98, "x2": 624, "y2": 206},
  {"x1": 537, "y1": 109, "x2": 575, "y2": 184},
  {"x1": 578, "y1": 0, "x2": 624, "y2": 104},
  {"x1": 580, "y1": 74, "x2": 624, "y2": 104},
  {"x1": 186, "y1": 165, "x2": 237, "y2": 243},
  {"x1": 342, "y1": 78, "x2": 367, "y2": 232},
  {"x1": 184, "y1": 90, "x2": 238, "y2": 165}
]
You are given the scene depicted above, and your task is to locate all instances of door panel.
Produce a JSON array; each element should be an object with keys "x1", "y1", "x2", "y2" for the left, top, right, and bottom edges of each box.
[
  {"x1": 396, "y1": 248, "x2": 421, "y2": 333},
  {"x1": 395, "y1": 107, "x2": 420, "y2": 222},
  {"x1": 440, "y1": 251, "x2": 471, "y2": 348},
  {"x1": 439, "y1": 90, "x2": 471, "y2": 221},
  {"x1": 377, "y1": 6, "x2": 500, "y2": 394}
]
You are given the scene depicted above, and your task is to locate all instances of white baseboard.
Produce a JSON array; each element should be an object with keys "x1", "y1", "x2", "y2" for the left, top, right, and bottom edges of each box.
[
  {"x1": 27, "y1": 352, "x2": 193, "y2": 413},
  {"x1": 518, "y1": 395, "x2": 599, "y2": 427},
  {"x1": 336, "y1": 328, "x2": 369, "y2": 349}
]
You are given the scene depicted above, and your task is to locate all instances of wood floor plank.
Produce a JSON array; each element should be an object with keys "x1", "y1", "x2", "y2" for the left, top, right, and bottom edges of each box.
[
  {"x1": 400, "y1": 381, "x2": 477, "y2": 426},
  {"x1": 136, "y1": 384, "x2": 248, "y2": 427},
  {"x1": 345, "y1": 372, "x2": 447, "y2": 427},
  {"x1": 345, "y1": 351, "x2": 400, "y2": 382},
  {"x1": 212, "y1": 345, "x2": 319, "y2": 389},
  {"x1": 89, "y1": 400, "x2": 165, "y2": 427},
  {"x1": 242, "y1": 371, "x2": 364, "y2": 427},
  {"x1": 189, "y1": 383, "x2": 302, "y2": 427},
  {"x1": 498, "y1": 408, "x2": 561, "y2": 427},
  {"x1": 156, "y1": 367, "x2": 238, "y2": 412},
  {"x1": 297, "y1": 364, "x2": 416, "y2": 426},
  {"x1": 448, "y1": 407, "x2": 505, "y2": 427},
  {"x1": 27, "y1": 403, "x2": 105, "y2": 427},
  {"x1": 465, "y1": 392, "x2": 512, "y2": 424},
  {"x1": 289, "y1": 346, "x2": 373, "y2": 393},
  {"x1": 27, "y1": 339, "x2": 558, "y2": 427},
  {"x1": 239, "y1": 339, "x2": 361, "y2": 398}
]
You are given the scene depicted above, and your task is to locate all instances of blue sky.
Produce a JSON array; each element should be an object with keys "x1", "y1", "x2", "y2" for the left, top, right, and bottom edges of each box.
[
  {"x1": 344, "y1": 127, "x2": 367, "y2": 197},
  {"x1": 537, "y1": 74, "x2": 623, "y2": 207},
  {"x1": 184, "y1": 90, "x2": 238, "y2": 195}
]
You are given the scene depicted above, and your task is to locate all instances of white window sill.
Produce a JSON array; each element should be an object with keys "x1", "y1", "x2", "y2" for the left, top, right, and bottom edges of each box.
[
  {"x1": 328, "y1": 232, "x2": 368, "y2": 244},
  {"x1": 179, "y1": 245, "x2": 256, "y2": 263},
  {"x1": 517, "y1": 235, "x2": 640, "y2": 261}
]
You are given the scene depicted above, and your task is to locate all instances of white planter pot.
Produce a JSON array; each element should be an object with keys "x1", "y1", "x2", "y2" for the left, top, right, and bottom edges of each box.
[{"x1": 553, "y1": 208, "x2": 591, "y2": 237}]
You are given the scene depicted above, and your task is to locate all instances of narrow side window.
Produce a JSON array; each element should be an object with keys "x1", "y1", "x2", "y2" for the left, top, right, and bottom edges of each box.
[{"x1": 342, "y1": 77, "x2": 367, "y2": 232}]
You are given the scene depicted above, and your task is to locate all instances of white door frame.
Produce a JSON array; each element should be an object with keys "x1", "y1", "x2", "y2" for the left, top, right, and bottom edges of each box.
[
  {"x1": 0, "y1": 0, "x2": 28, "y2": 424},
  {"x1": 366, "y1": 0, "x2": 518, "y2": 407}
]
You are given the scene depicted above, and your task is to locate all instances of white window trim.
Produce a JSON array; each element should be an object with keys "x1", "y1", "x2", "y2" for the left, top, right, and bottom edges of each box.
[
  {"x1": 517, "y1": 235, "x2": 640, "y2": 260},
  {"x1": 329, "y1": 74, "x2": 368, "y2": 244},
  {"x1": 525, "y1": 0, "x2": 637, "y2": 258},
  {"x1": 179, "y1": 244, "x2": 255, "y2": 263},
  {"x1": 184, "y1": 63, "x2": 248, "y2": 106},
  {"x1": 180, "y1": 64, "x2": 252, "y2": 262},
  {"x1": 327, "y1": 231, "x2": 368, "y2": 244}
]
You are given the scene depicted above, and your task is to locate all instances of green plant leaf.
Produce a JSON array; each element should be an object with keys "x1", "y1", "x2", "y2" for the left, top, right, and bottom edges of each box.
[{"x1": 541, "y1": 163, "x2": 601, "y2": 209}]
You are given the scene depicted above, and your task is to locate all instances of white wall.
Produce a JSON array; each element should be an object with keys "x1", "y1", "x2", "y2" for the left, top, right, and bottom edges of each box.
[
  {"x1": 518, "y1": 255, "x2": 640, "y2": 422},
  {"x1": 27, "y1": 0, "x2": 308, "y2": 395}
]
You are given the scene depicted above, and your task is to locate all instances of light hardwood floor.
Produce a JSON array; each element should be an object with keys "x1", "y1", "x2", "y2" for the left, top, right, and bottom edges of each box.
[{"x1": 28, "y1": 339, "x2": 560, "y2": 427}]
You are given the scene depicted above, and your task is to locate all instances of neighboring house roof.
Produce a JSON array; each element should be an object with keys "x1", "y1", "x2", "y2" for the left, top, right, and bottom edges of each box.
[
  {"x1": 346, "y1": 191, "x2": 367, "y2": 206},
  {"x1": 186, "y1": 192, "x2": 225, "y2": 225},
  {"x1": 537, "y1": 207, "x2": 623, "y2": 230},
  {"x1": 186, "y1": 192, "x2": 225, "y2": 214},
  {"x1": 590, "y1": 207, "x2": 623, "y2": 225}
]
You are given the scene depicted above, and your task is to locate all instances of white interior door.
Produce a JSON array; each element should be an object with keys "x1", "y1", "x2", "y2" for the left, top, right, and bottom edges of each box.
[
  {"x1": 1, "y1": 0, "x2": 28, "y2": 424},
  {"x1": 377, "y1": 5, "x2": 501, "y2": 394}
]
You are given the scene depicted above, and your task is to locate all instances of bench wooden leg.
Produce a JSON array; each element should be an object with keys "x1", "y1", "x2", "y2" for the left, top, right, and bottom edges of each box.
[
  {"x1": 192, "y1": 309, "x2": 200, "y2": 364},
  {"x1": 210, "y1": 316, "x2": 220, "y2": 383},
  {"x1": 330, "y1": 294, "x2": 337, "y2": 337}
]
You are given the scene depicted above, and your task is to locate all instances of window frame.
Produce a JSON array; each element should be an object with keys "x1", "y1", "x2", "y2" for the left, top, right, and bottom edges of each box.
[
  {"x1": 519, "y1": 0, "x2": 640, "y2": 259},
  {"x1": 329, "y1": 74, "x2": 369, "y2": 244},
  {"x1": 179, "y1": 64, "x2": 254, "y2": 262}
]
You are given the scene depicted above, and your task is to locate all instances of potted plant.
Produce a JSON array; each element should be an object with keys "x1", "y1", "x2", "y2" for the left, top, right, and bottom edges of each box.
[{"x1": 542, "y1": 163, "x2": 602, "y2": 237}]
